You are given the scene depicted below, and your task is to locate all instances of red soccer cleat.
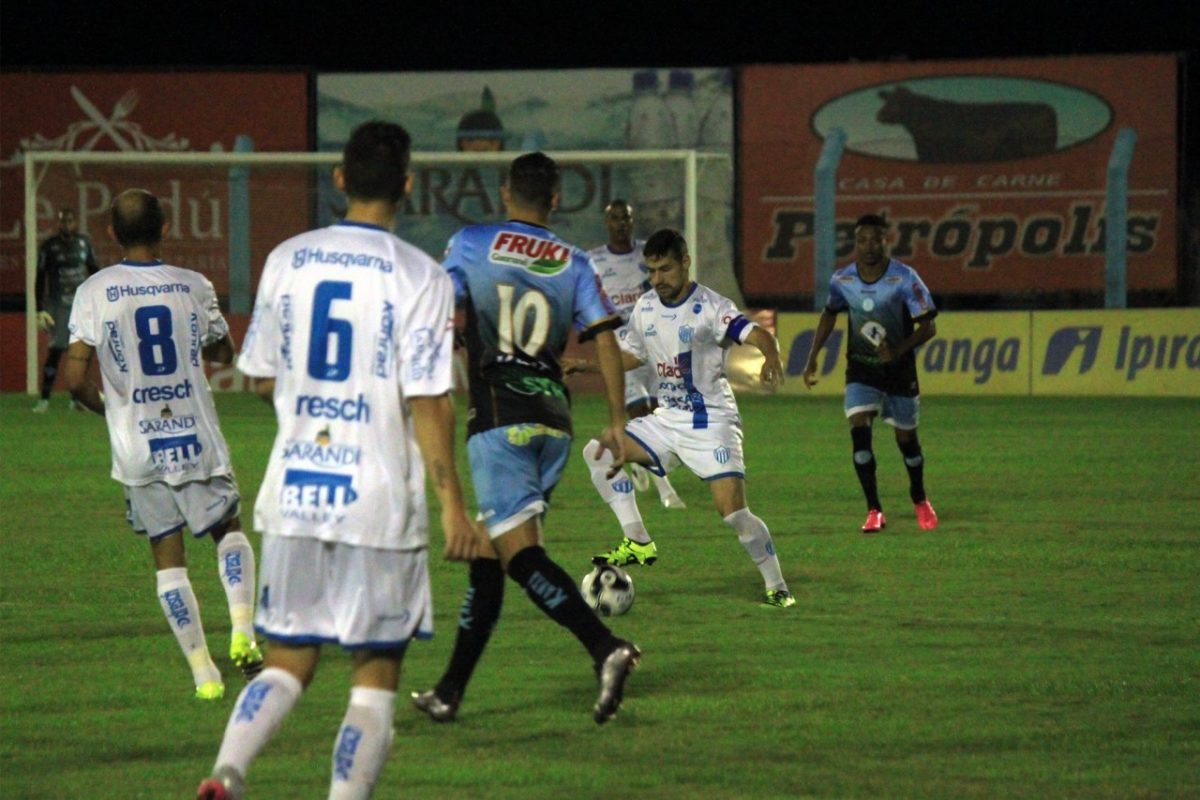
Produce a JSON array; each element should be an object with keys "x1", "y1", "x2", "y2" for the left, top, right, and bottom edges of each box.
[
  {"x1": 861, "y1": 509, "x2": 886, "y2": 533},
  {"x1": 915, "y1": 500, "x2": 939, "y2": 530}
]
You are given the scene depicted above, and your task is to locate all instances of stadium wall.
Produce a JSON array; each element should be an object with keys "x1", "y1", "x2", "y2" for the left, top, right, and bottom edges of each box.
[
  {"x1": 779, "y1": 308, "x2": 1200, "y2": 397},
  {"x1": 739, "y1": 55, "x2": 1180, "y2": 308}
]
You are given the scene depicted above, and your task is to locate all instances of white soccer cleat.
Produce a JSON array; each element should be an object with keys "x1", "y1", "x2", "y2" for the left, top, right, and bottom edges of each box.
[{"x1": 32, "y1": 399, "x2": 49, "y2": 413}]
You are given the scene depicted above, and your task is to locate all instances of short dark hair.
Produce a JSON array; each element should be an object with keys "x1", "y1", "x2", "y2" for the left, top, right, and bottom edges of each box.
[
  {"x1": 643, "y1": 228, "x2": 688, "y2": 262},
  {"x1": 506, "y1": 152, "x2": 560, "y2": 214},
  {"x1": 854, "y1": 213, "x2": 889, "y2": 229},
  {"x1": 341, "y1": 121, "x2": 412, "y2": 203},
  {"x1": 111, "y1": 189, "x2": 165, "y2": 247},
  {"x1": 605, "y1": 198, "x2": 631, "y2": 212}
]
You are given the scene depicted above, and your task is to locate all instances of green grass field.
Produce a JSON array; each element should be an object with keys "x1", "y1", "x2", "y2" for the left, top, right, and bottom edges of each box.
[{"x1": 2, "y1": 391, "x2": 1198, "y2": 799}]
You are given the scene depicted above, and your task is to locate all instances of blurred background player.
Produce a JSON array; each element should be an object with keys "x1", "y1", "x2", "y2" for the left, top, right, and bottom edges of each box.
[
  {"x1": 62, "y1": 189, "x2": 263, "y2": 702},
  {"x1": 801, "y1": 213, "x2": 939, "y2": 533},
  {"x1": 197, "y1": 122, "x2": 476, "y2": 800},
  {"x1": 571, "y1": 229, "x2": 796, "y2": 608},
  {"x1": 34, "y1": 207, "x2": 98, "y2": 412},
  {"x1": 455, "y1": 87, "x2": 505, "y2": 152},
  {"x1": 410, "y1": 152, "x2": 641, "y2": 727},
  {"x1": 587, "y1": 199, "x2": 685, "y2": 509}
]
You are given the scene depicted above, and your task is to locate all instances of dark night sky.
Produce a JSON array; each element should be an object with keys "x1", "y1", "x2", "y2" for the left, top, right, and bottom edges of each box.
[{"x1": 2, "y1": 0, "x2": 1197, "y2": 71}]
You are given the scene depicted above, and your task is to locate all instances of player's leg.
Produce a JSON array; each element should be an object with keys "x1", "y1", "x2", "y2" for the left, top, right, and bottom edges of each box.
[
  {"x1": 624, "y1": 398, "x2": 655, "y2": 492},
  {"x1": 199, "y1": 643, "x2": 316, "y2": 800},
  {"x1": 34, "y1": 346, "x2": 65, "y2": 410},
  {"x1": 707, "y1": 477, "x2": 793, "y2": 607},
  {"x1": 583, "y1": 416, "x2": 675, "y2": 566},
  {"x1": 412, "y1": 530, "x2": 501, "y2": 722},
  {"x1": 185, "y1": 475, "x2": 263, "y2": 677},
  {"x1": 884, "y1": 396, "x2": 938, "y2": 530},
  {"x1": 627, "y1": 370, "x2": 685, "y2": 509},
  {"x1": 131, "y1": 484, "x2": 223, "y2": 697},
  {"x1": 329, "y1": 649, "x2": 403, "y2": 799},
  {"x1": 846, "y1": 383, "x2": 885, "y2": 532},
  {"x1": 200, "y1": 534, "x2": 329, "y2": 798}
]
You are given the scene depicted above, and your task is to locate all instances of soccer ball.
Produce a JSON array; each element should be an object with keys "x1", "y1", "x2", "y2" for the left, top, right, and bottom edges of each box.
[{"x1": 580, "y1": 564, "x2": 635, "y2": 617}]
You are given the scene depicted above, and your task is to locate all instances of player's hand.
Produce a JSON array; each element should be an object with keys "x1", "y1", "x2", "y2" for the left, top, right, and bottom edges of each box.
[
  {"x1": 802, "y1": 365, "x2": 819, "y2": 389},
  {"x1": 37, "y1": 311, "x2": 54, "y2": 332},
  {"x1": 876, "y1": 340, "x2": 896, "y2": 364},
  {"x1": 596, "y1": 425, "x2": 627, "y2": 479},
  {"x1": 759, "y1": 355, "x2": 784, "y2": 388},
  {"x1": 561, "y1": 357, "x2": 591, "y2": 376},
  {"x1": 440, "y1": 506, "x2": 478, "y2": 562}
]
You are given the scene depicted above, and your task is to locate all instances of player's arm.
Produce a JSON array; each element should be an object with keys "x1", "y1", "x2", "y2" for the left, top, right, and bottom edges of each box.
[
  {"x1": 408, "y1": 393, "x2": 477, "y2": 562},
  {"x1": 62, "y1": 341, "x2": 104, "y2": 414},
  {"x1": 85, "y1": 239, "x2": 99, "y2": 275},
  {"x1": 744, "y1": 325, "x2": 784, "y2": 388},
  {"x1": 202, "y1": 333, "x2": 236, "y2": 365},
  {"x1": 247, "y1": 378, "x2": 275, "y2": 405},
  {"x1": 562, "y1": 348, "x2": 642, "y2": 375},
  {"x1": 592, "y1": 328, "x2": 628, "y2": 473},
  {"x1": 802, "y1": 308, "x2": 839, "y2": 389},
  {"x1": 877, "y1": 314, "x2": 937, "y2": 364}
]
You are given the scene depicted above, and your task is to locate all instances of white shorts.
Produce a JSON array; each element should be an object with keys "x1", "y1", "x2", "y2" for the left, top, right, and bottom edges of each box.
[
  {"x1": 255, "y1": 534, "x2": 433, "y2": 650},
  {"x1": 123, "y1": 474, "x2": 240, "y2": 540},
  {"x1": 626, "y1": 412, "x2": 745, "y2": 481},
  {"x1": 625, "y1": 362, "x2": 655, "y2": 408}
]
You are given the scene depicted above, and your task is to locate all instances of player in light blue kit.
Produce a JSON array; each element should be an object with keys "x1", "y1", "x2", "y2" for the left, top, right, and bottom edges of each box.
[
  {"x1": 411, "y1": 152, "x2": 641, "y2": 726},
  {"x1": 802, "y1": 214, "x2": 939, "y2": 533}
]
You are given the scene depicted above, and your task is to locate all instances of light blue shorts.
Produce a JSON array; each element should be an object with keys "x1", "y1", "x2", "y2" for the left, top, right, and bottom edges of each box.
[
  {"x1": 844, "y1": 382, "x2": 920, "y2": 430},
  {"x1": 467, "y1": 424, "x2": 572, "y2": 537}
]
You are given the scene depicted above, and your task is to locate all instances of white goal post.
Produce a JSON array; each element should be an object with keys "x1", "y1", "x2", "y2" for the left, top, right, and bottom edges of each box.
[{"x1": 24, "y1": 148, "x2": 732, "y2": 394}]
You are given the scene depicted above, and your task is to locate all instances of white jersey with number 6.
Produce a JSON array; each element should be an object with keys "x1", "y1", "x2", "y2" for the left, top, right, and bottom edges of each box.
[
  {"x1": 68, "y1": 260, "x2": 234, "y2": 487},
  {"x1": 238, "y1": 221, "x2": 455, "y2": 551}
]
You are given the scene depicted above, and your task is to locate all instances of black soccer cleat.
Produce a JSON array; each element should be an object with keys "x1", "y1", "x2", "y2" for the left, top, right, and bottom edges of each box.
[{"x1": 593, "y1": 640, "x2": 641, "y2": 724}]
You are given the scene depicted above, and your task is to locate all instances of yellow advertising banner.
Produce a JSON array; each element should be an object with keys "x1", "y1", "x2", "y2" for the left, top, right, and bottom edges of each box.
[
  {"x1": 779, "y1": 309, "x2": 1199, "y2": 397},
  {"x1": 1032, "y1": 309, "x2": 1200, "y2": 396},
  {"x1": 778, "y1": 311, "x2": 1030, "y2": 396}
]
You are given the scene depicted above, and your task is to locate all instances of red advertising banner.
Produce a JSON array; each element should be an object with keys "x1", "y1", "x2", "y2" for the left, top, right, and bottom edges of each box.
[
  {"x1": 0, "y1": 72, "x2": 311, "y2": 299},
  {"x1": 739, "y1": 55, "x2": 1178, "y2": 302}
]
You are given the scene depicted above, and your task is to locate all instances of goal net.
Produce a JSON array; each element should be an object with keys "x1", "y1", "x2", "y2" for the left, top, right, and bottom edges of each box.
[{"x1": 21, "y1": 149, "x2": 735, "y2": 393}]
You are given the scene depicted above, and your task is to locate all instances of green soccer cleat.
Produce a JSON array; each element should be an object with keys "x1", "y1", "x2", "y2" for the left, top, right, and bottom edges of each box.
[
  {"x1": 592, "y1": 537, "x2": 657, "y2": 567},
  {"x1": 195, "y1": 681, "x2": 226, "y2": 701},
  {"x1": 762, "y1": 589, "x2": 796, "y2": 608},
  {"x1": 230, "y1": 633, "x2": 265, "y2": 680}
]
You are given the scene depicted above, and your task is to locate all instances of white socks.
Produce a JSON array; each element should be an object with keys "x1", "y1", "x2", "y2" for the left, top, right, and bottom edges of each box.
[
  {"x1": 328, "y1": 687, "x2": 396, "y2": 800},
  {"x1": 213, "y1": 667, "x2": 304, "y2": 780},
  {"x1": 583, "y1": 439, "x2": 651, "y2": 543},
  {"x1": 217, "y1": 530, "x2": 256, "y2": 639},
  {"x1": 724, "y1": 508, "x2": 787, "y2": 592},
  {"x1": 155, "y1": 567, "x2": 220, "y2": 687}
]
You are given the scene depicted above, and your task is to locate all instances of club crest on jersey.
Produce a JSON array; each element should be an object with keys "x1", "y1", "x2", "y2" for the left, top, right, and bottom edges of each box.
[
  {"x1": 713, "y1": 446, "x2": 731, "y2": 464},
  {"x1": 490, "y1": 232, "x2": 570, "y2": 275},
  {"x1": 678, "y1": 325, "x2": 694, "y2": 344}
]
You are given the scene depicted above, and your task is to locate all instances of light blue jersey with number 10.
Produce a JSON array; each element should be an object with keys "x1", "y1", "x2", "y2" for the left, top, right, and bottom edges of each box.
[{"x1": 239, "y1": 221, "x2": 456, "y2": 550}]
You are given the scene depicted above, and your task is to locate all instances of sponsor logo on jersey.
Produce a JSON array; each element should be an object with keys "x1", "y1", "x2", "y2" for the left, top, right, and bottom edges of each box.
[
  {"x1": 105, "y1": 321, "x2": 129, "y2": 373},
  {"x1": 374, "y1": 301, "x2": 395, "y2": 379},
  {"x1": 160, "y1": 588, "x2": 191, "y2": 628},
  {"x1": 678, "y1": 325, "x2": 694, "y2": 344},
  {"x1": 149, "y1": 434, "x2": 203, "y2": 471},
  {"x1": 644, "y1": 324, "x2": 658, "y2": 337},
  {"x1": 282, "y1": 469, "x2": 359, "y2": 510},
  {"x1": 406, "y1": 326, "x2": 443, "y2": 382},
  {"x1": 692, "y1": 303, "x2": 702, "y2": 314},
  {"x1": 657, "y1": 359, "x2": 684, "y2": 378},
  {"x1": 133, "y1": 379, "x2": 194, "y2": 404},
  {"x1": 294, "y1": 393, "x2": 371, "y2": 423},
  {"x1": 609, "y1": 290, "x2": 644, "y2": 308},
  {"x1": 105, "y1": 283, "x2": 190, "y2": 302},
  {"x1": 138, "y1": 412, "x2": 197, "y2": 435},
  {"x1": 281, "y1": 429, "x2": 363, "y2": 467},
  {"x1": 280, "y1": 294, "x2": 294, "y2": 370},
  {"x1": 489, "y1": 231, "x2": 570, "y2": 275},
  {"x1": 188, "y1": 312, "x2": 201, "y2": 367},
  {"x1": 291, "y1": 247, "x2": 393, "y2": 273}
]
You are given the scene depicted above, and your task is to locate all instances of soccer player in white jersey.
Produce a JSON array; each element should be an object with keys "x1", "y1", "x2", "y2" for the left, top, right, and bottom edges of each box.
[
  {"x1": 587, "y1": 199, "x2": 685, "y2": 510},
  {"x1": 197, "y1": 122, "x2": 476, "y2": 800},
  {"x1": 63, "y1": 189, "x2": 264, "y2": 701},
  {"x1": 572, "y1": 229, "x2": 797, "y2": 608}
]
